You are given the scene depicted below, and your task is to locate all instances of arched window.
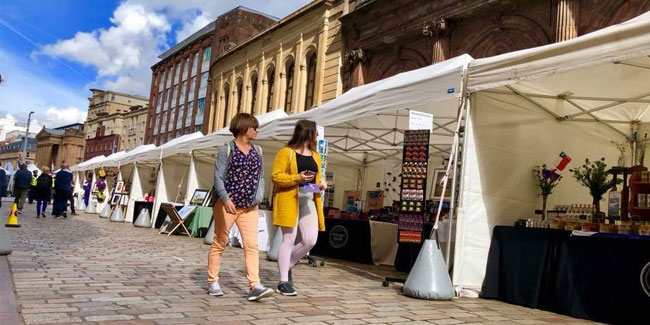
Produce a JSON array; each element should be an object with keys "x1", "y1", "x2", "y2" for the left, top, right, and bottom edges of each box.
[
  {"x1": 250, "y1": 72, "x2": 258, "y2": 112},
  {"x1": 223, "y1": 83, "x2": 230, "y2": 127},
  {"x1": 266, "y1": 67, "x2": 275, "y2": 113},
  {"x1": 304, "y1": 52, "x2": 317, "y2": 110},
  {"x1": 236, "y1": 79, "x2": 243, "y2": 113},
  {"x1": 284, "y1": 59, "x2": 294, "y2": 113}
]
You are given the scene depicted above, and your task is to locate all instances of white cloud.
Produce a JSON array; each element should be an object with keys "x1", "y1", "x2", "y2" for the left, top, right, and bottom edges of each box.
[
  {"x1": 41, "y1": 106, "x2": 87, "y2": 128},
  {"x1": 0, "y1": 49, "x2": 88, "y2": 129},
  {"x1": 35, "y1": 0, "x2": 312, "y2": 97},
  {"x1": 175, "y1": 12, "x2": 211, "y2": 43}
]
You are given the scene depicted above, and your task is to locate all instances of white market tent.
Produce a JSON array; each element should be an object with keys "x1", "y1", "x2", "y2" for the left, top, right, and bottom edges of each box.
[
  {"x1": 454, "y1": 11, "x2": 650, "y2": 291},
  {"x1": 117, "y1": 144, "x2": 158, "y2": 222}
]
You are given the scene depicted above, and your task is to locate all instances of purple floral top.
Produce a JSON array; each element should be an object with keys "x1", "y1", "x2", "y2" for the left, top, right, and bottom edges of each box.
[{"x1": 224, "y1": 144, "x2": 262, "y2": 209}]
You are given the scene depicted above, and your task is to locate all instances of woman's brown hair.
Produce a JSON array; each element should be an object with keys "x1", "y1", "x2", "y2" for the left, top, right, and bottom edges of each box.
[
  {"x1": 288, "y1": 119, "x2": 317, "y2": 152},
  {"x1": 229, "y1": 113, "x2": 259, "y2": 137}
]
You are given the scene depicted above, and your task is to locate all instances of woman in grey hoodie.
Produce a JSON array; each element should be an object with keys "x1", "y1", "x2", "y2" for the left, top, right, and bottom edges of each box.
[{"x1": 206, "y1": 113, "x2": 273, "y2": 301}]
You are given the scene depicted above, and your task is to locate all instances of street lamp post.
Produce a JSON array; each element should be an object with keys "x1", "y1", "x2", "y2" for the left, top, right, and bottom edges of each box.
[{"x1": 22, "y1": 111, "x2": 34, "y2": 165}]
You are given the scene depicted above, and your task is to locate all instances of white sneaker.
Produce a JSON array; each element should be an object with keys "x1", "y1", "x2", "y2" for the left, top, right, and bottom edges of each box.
[{"x1": 207, "y1": 282, "x2": 223, "y2": 296}]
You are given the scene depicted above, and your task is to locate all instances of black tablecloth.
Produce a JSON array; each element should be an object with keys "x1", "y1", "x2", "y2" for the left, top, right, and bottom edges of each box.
[
  {"x1": 132, "y1": 201, "x2": 153, "y2": 225},
  {"x1": 311, "y1": 218, "x2": 373, "y2": 264},
  {"x1": 482, "y1": 226, "x2": 650, "y2": 324}
]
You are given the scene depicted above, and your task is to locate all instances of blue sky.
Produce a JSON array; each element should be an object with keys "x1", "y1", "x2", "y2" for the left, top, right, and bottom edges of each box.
[{"x1": 0, "y1": 0, "x2": 311, "y2": 129}]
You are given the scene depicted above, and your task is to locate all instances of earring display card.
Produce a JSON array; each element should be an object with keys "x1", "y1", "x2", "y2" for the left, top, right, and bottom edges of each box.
[{"x1": 398, "y1": 129, "x2": 430, "y2": 244}]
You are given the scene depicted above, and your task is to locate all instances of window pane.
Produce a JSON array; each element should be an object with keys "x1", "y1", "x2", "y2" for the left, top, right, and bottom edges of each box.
[
  {"x1": 305, "y1": 53, "x2": 317, "y2": 110},
  {"x1": 166, "y1": 68, "x2": 172, "y2": 88},
  {"x1": 180, "y1": 80, "x2": 187, "y2": 103},
  {"x1": 201, "y1": 46, "x2": 211, "y2": 72},
  {"x1": 170, "y1": 85, "x2": 176, "y2": 108},
  {"x1": 191, "y1": 52, "x2": 199, "y2": 76},
  {"x1": 174, "y1": 62, "x2": 180, "y2": 85},
  {"x1": 182, "y1": 58, "x2": 189, "y2": 81},
  {"x1": 168, "y1": 108, "x2": 175, "y2": 131},
  {"x1": 266, "y1": 69, "x2": 275, "y2": 113},
  {"x1": 199, "y1": 72, "x2": 208, "y2": 98},
  {"x1": 156, "y1": 92, "x2": 162, "y2": 113},
  {"x1": 176, "y1": 104, "x2": 184, "y2": 129},
  {"x1": 186, "y1": 101, "x2": 194, "y2": 125},
  {"x1": 284, "y1": 63, "x2": 294, "y2": 113},
  {"x1": 189, "y1": 77, "x2": 196, "y2": 101},
  {"x1": 196, "y1": 98, "x2": 205, "y2": 124}
]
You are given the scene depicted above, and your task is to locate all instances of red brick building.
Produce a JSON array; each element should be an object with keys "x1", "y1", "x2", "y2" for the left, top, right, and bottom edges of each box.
[
  {"x1": 84, "y1": 131, "x2": 119, "y2": 161},
  {"x1": 145, "y1": 6, "x2": 277, "y2": 145},
  {"x1": 341, "y1": 0, "x2": 650, "y2": 90}
]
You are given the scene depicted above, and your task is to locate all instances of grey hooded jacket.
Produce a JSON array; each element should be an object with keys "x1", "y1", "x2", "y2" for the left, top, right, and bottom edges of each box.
[{"x1": 212, "y1": 140, "x2": 265, "y2": 208}]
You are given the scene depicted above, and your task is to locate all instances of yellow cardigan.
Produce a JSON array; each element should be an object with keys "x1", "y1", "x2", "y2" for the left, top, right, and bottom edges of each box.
[{"x1": 271, "y1": 146, "x2": 325, "y2": 231}]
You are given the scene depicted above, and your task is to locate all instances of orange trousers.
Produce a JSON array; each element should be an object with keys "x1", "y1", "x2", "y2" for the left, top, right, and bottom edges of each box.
[{"x1": 207, "y1": 199, "x2": 260, "y2": 289}]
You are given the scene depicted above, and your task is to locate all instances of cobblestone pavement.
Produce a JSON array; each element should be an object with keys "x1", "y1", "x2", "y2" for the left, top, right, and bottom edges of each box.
[{"x1": 2, "y1": 201, "x2": 594, "y2": 325}]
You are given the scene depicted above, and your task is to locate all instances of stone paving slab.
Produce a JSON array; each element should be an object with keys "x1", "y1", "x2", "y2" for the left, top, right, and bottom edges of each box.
[{"x1": 2, "y1": 201, "x2": 596, "y2": 324}]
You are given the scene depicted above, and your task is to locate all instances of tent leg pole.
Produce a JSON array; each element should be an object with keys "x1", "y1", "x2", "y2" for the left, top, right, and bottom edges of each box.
[{"x1": 446, "y1": 96, "x2": 470, "y2": 269}]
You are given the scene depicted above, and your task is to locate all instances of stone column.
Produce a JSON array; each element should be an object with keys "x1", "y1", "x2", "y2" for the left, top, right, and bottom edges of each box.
[
  {"x1": 344, "y1": 48, "x2": 368, "y2": 88},
  {"x1": 292, "y1": 33, "x2": 304, "y2": 113},
  {"x1": 314, "y1": 16, "x2": 330, "y2": 107},
  {"x1": 423, "y1": 18, "x2": 450, "y2": 64},
  {"x1": 273, "y1": 44, "x2": 284, "y2": 110},
  {"x1": 556, "y1": 0, "x2": 579, "y2": 42}
]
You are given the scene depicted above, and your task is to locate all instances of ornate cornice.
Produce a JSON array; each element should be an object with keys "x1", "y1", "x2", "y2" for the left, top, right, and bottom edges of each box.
[
  {"x1": 344, "y1": 48, "x2": 368, "y2": 68},
  {"x1": 423, "y1": 18, "x2": 450, "y2": 37}
]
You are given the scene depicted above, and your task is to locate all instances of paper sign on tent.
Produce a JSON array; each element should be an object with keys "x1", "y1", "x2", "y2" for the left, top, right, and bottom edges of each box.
[{"x1": 556, "y1": 151, "x2": 572, "y2": 171}]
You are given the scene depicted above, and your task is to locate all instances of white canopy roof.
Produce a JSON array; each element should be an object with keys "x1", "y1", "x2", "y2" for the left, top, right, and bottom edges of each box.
[
  {"x1": 71, "y1": 155, "x2": 105, "y2": 171},
  {"x1": 94, "y1": 151, "x2": 127, "y2": 169},
  {"x1": 120, "y1": 144, "x2": 160, "y2": 166},
  {"x1": 467, "y1": 11, "x2": 650, "y2": 139},
  {"x1": 258, "y1": 54, "x2": 473, "y2": 164},
  {"x1": 180, "y1": 109, "x2": 289, "y2": 159}
]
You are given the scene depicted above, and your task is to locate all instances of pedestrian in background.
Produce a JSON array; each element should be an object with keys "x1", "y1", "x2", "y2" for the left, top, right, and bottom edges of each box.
[
  {"x1": 271, "y1": 120, "x2": 327, "y2": 296},
  {"x1": 0, "y1": 166, "x2": 7, "y2": 209},
  {"x1": 52, "y1": 163, "x2": 73, "y2": 218},
  {"x1": 28, "y1": 170, "x2": 38, "y2": 204},
  {"x1": 207, "y1": 113, "x2": 273, "y2": 302},
  {"x1": 13, "y1": 162, "x2": 32, "y2": 214},
  {"x1": 34, "y1": 167, "x2": 52, "y2": 219},
  {"x1": 83, "y1": 172, "x2": 92, "y2": 207},
  {"x1": 68, "y1": 182, "x2": 78, "y2": 216}
]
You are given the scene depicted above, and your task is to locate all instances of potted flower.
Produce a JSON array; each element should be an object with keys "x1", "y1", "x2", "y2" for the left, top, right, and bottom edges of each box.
[
  {"x1": 533, "y1": 165, "x2": 562, "y2": 220},
  {"x1": 611, "y1": 139, "x2": 627, "y2": 167},
  {"x1": 570, "y1": 158, "x2": 619, "y2": 216}
]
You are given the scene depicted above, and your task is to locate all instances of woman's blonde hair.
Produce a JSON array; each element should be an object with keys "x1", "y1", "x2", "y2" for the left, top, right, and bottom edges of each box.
[{"x1": 42, "y1": 166, "x2": 50, "y2": 173}]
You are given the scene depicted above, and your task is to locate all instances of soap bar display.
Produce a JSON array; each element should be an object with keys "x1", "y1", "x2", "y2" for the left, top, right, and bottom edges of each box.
[{"x1": 398, "y1": 130, "x2": 430, "y2": 243}]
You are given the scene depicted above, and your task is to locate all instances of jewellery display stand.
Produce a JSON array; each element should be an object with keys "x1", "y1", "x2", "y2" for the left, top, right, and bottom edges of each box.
[{"x1": 384, "y1": 129, "x2": 431, "y2": 286}]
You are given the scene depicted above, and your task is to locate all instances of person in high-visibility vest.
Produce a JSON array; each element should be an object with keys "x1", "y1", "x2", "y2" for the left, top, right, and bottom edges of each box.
[{"x1": 29, "y1": 170, "x2": 38, "y2": 204}]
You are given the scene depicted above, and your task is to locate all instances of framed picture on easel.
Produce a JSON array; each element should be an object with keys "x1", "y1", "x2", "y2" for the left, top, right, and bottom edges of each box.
[
  {"x1": 115, "y1": 181, "x2": 125, "y2": 193},
  {"x1": 110, "y1": 193, "x2": 121, "y2": 206},
  {"x1": 190, "y1": 189, "x2": 209, "y2": 206},
  {"x1": 120, "y1": 194, "x2": 129, "y2": 206},
  {"x1": 432, "y1": 169, "x2": 450, "y2": 198}
]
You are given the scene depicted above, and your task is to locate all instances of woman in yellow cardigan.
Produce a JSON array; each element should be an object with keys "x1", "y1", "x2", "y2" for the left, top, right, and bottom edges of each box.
[{"x1": 271, "y1": 120, "x2": 327, "y2": 296}]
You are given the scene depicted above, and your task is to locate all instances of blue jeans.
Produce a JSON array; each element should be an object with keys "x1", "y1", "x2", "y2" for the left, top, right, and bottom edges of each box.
[{"x1": 36, "y1": 200, "x2": 48, "y2": 215}]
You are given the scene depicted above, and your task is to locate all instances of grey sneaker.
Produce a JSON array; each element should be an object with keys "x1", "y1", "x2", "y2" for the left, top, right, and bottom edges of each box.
[
  {"x1": 207, "y1": 282, "x2": 223, "y2": 296},
  {"x1": 248, "y1": 284, "x2": 274, "y2": 301}
]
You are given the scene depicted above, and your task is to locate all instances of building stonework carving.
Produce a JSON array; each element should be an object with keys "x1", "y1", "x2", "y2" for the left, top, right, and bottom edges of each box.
[{"x1": 340, "y1": 0, "x2": 650, "y2": 91}]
